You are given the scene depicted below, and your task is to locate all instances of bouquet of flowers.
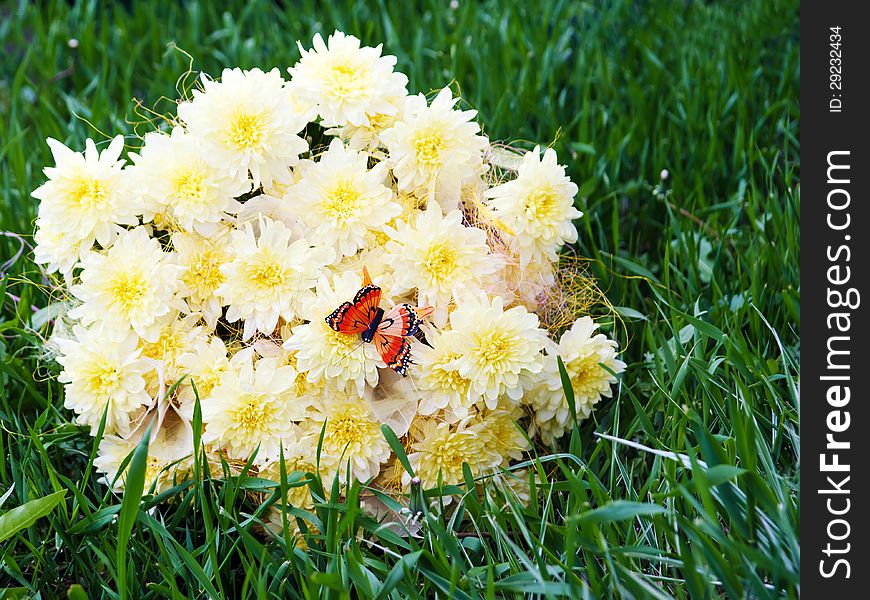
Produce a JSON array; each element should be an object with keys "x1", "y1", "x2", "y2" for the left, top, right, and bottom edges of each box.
[{"x1": 32, "y1": 31, "x2": 625, "y2": 520}]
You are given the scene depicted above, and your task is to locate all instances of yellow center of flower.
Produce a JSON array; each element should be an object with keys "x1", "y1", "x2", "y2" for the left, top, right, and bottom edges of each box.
[
  {"x1": 141, "y1": 328, "x2": 184, "y2": 365},
  {"x1": 424, "y1": 243, "x2": 457, "y2": 283},
  {"x1": 330, "y1": 415, "x2": 365, "y2": 445},
  {"x1": 110, "y1": 273, "x2": 148, "y2": 312},
  {"x1": 89, "y1": 361, "x2": 120, "y2": 396},
  {"x1": 328, "y1": 64, "x2": 364, "y2": 98},
  {"x1": 185, "y1": 250, "x2": 226, "y2": 298},
  {"x1": 430, "y1": 353, "x2": 467, "y2": 392},
  {"x1": 227, "y1": 112, "x2": 266, "y2": 150},
  {"x1": 322, "y1": 179, "x2": 363, "y2": 220},
  {"x1": 427, "y1": 432, "x2": 475, "y2": 474},
  {"x1": 413, "y1": 128, "x2": 447, "y2": 169},
  {"x1": 235, "y1": 394, "x2": 270, "y2": 431},
  {"x1": 523, "y1": 186, "x2": 560, "y2": 223},
  {"x1": 329, "y1": 328, "x2": 361, "y2": 352},
  {"x1": 175, "y1": 170, "x2": 205, "y2": 205},
  {"x1": 475, "y1": 331, "x2": 516, "y2": 368},
  {"x1": 249, "y1": 261, "x2": 285, "y2": 288},
  {"x1": 71, "y1": 177, "x2": 108, "y2": 210},
  {"x1": 569, "y1": 355, "x2": 604, "y2": 393}
]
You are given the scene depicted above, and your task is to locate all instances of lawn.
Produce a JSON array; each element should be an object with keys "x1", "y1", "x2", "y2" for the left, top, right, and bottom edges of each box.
[{"x1": 0, "y1": 0, "x2": 800, "y2": 598}]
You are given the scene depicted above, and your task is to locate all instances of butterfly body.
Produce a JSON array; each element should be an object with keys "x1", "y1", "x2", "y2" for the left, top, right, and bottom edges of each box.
[{"x1": 325, "y1": 269, "x2": 432, "y2": 376}]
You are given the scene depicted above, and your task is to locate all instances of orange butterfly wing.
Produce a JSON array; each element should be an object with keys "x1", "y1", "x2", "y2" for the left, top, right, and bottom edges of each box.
[
  {"x1": 372, "y1": 332, "x2": 412, "y2": 376},
  {"x1": 325, "y1": 285, "x2": 382, "y2": 334}
]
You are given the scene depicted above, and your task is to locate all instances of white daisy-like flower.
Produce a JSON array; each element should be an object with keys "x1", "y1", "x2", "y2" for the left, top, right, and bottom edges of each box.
[
  {"x1": 403, "y1": 417, "x2": 501, "y2": 488},
  {"x1": 386, "y1": 204, "x2": 503, "y2": 326},
  {"x1": 288, "y1": 30, "x2": 408, "y2": 128},
  {"x1": 201, "y1": 354, "x2": 303, "y2": 462},
  {"x1": 177, "y1": 67, "x2": 308, "y2": 189},
  {"x1": 299, "y1": 391, "x2": 391, "y2": 483},
  {"x1": 414, "y1": 327, "x2": 478, "y2": 420},
  {"x1": 527, "y1": 316, "x2": 626, "y2": 445},
  {"x1": 130, "y1": 128, "x2": 249, "y2": 234},
  {"x1": 33, "y1": 217, "x2": 91, "y2": 277},
  {"x1": 285, "y1": 138, "x2": 401, "y2": 259},
  {"x1": 448, "y1": 293, "x2": 546, "y2": 409},
  {"x1": 175, "y1": 335, "x2": 231, "y2": 416},
  {"x1": 473, "y1": 405, "x2": 530, "y2": 466},
  {"x1": 69, "y1": 227, "x2": 184, "y2": 343},
  {"x1": 381, "y1": 88, "x2": 488, "y2": 209},
  {"x1": 216, "y1": 217, "x2": 331, "y2": 340},
  {"x1": 283, "y1": 270, "x2": 382, "y2": 397},
  {"x1": 55, "y1": 325, "x2": 153, "y2": 436},
  {"x1": 172, "y1": 230, "x2": 231, "y2": 329},
  {"x1": 95, "y1": 409, "x2": 194, "y2": 493},
  {"x1": 484, "y1": 146, "x2": 582, "y2": 265},
  {"x1": 138, "y1": 312, "x2": 206, "y2": 390},
  {"x1": 32, "y1": 135, "x2": 136, "y2": 250}
]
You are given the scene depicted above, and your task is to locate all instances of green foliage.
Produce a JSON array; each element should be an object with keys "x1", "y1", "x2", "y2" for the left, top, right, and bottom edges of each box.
[{"x1": 0, "y1": 0, "x2": 799, "y2": 597}]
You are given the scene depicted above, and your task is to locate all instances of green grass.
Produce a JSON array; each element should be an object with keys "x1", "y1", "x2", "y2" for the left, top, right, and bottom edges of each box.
[{"x1": 0, "y1": 0, "x2": 799, "y2": 597}]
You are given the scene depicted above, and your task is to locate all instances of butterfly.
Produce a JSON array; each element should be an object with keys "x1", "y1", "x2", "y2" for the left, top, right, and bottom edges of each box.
[{"x1": 326, "y1": 268, "x2": 433, "y2": 376}]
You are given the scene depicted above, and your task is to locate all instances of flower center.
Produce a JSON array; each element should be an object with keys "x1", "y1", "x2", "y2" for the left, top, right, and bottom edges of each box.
[
  {"x1": 476, "y1": 331, "x2": 516, "y2": 367},
  {"x1": 322, "y1": 179, "x2": 363, "y2": 219},
  {"x1": 331, "y1": 415, "x2": 364, "y2": 445},
  {"x1": 328, "y1": 64, "x2": 364, "y2": 98},
  {"x1": 424, "y1": 243, "x2": 457, "y2": 283},
  {"x1": 110, "y1": 273, "x2": 148, "y2": 312},
  {"x1": 329, "y1": 328, "x2": 361, "y2": 352},
  {"x1": 174, "y1": 170, "x2": 206, "y2": 205},
  {"x1": 185, "y1": 251, "x2": 226, "y2": 297},
  {"x1": 141, "y1": 329, "x2": 184, "y2": 364},
  {"x1": 71, "y1": 177, "x2": 108, "y2": 210},
  {"x1": 524, "y1": 187, "x2": 559, "y2": 223},
  {"x1": 235, "y1": 394, "x2": 270, "y2": 431},
  {"x1": 413, "y1": 129, "x2": 447, "y2": 169},
  {"x1": 227, "y1": 112, "x2": 265, "y2": 150},
  {"x1": 89, "y1": 361, "x2": 120, "y2": 395},
  {"x1": 249, "y1": 260, "x2": 285, "y2": 288}
]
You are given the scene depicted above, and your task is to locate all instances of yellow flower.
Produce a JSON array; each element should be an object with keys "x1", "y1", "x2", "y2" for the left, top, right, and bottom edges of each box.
[
  {"x1": 300, "y1": 391, "x2": 391, "y2": 483},
  {"x1": 32, "y1": 135, "x2": 136, "y2": 255},
  {"x1": 448, "y1": 293, "x2": 546, "y2": 409},
  {"x1": 178, "y1": 68, "x2": 308, "y2": 188},
  {"x1": 381, "y1": 88, "x2": 488, "y2": 210},
  {"x1": 386, "y1": 204, "x2": 503, "y2": 326},
  {"x1": 69, "y1": 227, "x2": 184, "y2": 343},
  {"x1": 217, "y1": 217, "x2": 330, "y2": 340},
  {"x1": 201, "y1": 354, "x2": 303, "y2": 462},
  {"x1": 484, "y1": 146, "x2": 582, "y2": 266},
  {"x1": 289, "y1": 30, "x2": 408, "y2": 128},
  {"x1": 404, "y1": 418, "x2": 500, "y2": 488},
  {"x1": 527, "y1": 317, "x2": 626, "y2": 444},
  {"x1": 56, "y1": 325, "x2": 153, "y2": 436}
]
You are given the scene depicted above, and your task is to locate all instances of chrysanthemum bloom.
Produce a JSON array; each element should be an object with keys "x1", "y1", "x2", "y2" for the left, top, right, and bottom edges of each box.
[
  {"x1": 172, "y1": 230, "x2": 232, "y2": 330},
  {"x1": 473, "y1": 405, "x2": 530, "y2": 466},
  {"x1": 217, "y1": 217, "x2": 330, "y2": 340},
  {"x1": 130, "y1": 128, "x2": 249, "y2": 235},
  {"x1": 484, "y1": 146, "x2": 582, "y2": 266},
  {"x1": 414, "y1": 327, "x2": 478, "y2": 420},
  {"x1": 55, "y1": 325, "x2": 153, "y2": 436},
  {"x1": 138, "y1": 313, "x2": 206, "y2": 391},
  {"x1": 32, "y1": 217, "x2": 92, "y2": 278},
  {"x1": 285, "y1": 138, "x2": 402, "y2": 260},
  {"x1": 527, "y1": 316, "x2": 626, "y2": 445},
  {"x1": 32, "y1": 136, "x2": 136, "y2": 256},
  {"x1": 386, "y1": 205, "x2": 503, "y2": 326},
  {"x1": 381, "y1": 88, "x2": 488, "y2": 209},
  {"x1": 283, "y1": 271, "x2": 382, "y2": 396},
  {"x1": 95, "y1": 409, "x2": 194, "y2": 493},
  {"x1": 174, "y1": 336, "x2": 232, "y2": 421},
  {"x1": 289, "y1": 30, "x2": 408, "y2": 128},
  {"x1": 448, "y1": 293, "x2": 546, "y2": 409},
  {"x1": 178, "y1": 67, "x2": 308, "y2": 188},
  {"x1": 69, "y1": 226, "x2": 184, "y2": 343},
  {"x1": 299, "y1": 391, "x2": 391, "y2": 483},
  {"x1": 403, "y1": 418, "x2": 501, "y2": 488},
  {"x1": 259, "y1": 440, "x2": 318, "y2": 510},
  {"x1": 201, "y1": 355, "x2": 303, "y2": 462}
]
